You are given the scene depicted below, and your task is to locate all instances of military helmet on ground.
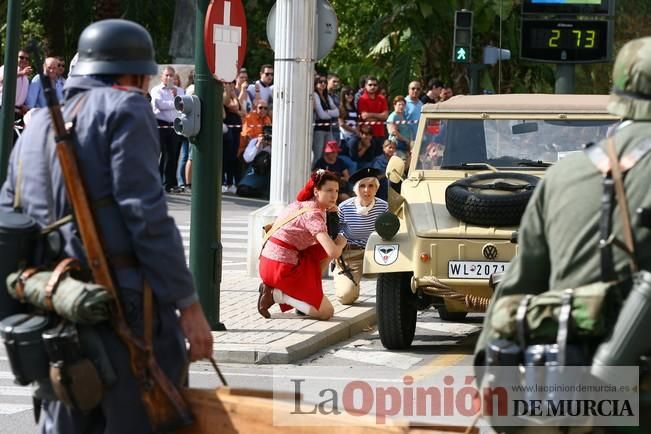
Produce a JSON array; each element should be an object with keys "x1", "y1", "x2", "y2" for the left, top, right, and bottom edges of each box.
[
  {"x1": 71, "y1": 19, "x2": 158, "y2": 77},
  {"x1": 608, "y1": 36, "x2": 651, "y2": 120}
]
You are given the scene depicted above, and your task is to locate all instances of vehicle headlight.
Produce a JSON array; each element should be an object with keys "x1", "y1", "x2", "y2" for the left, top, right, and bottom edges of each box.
[{"x1": 375, "y1": 212, "x2": 400, "y2": 240}]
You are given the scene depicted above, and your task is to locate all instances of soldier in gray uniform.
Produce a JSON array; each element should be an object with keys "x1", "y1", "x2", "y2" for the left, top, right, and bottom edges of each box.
[
  {"x1": 0, "y1": 20, "x2": 213, "y2": 433},
  {"x1": 475, "y1": 37, "x2": 651, "y2": 433}
]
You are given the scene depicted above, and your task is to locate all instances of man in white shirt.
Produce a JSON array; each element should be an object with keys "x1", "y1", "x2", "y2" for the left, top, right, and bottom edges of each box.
[
  {"x1": 247, "y1": 64, "x2": 273, "y2": 108},
  {"x1": 150, "y1": 66, "x2": 185, "y2": 192},
  {"x1": 0, "y1": 49, "x2": 33, "y2": 120},
  {"x1": 243, "y1": 132, "x2": 272, "y2": 164}
]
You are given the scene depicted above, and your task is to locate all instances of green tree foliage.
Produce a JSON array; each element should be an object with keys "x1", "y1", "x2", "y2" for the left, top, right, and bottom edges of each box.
[
  {"x1": 318, "y1": 0, "x2": 651, "y2": 98},
  {"x1": 0, "y1": 0, "x2": 176, "y2": 68},
  {"x1": 241, "y1": 0, "x2": 275, "y2": 74},
  {"x1": 1, "y1": 0, "x2": 649, "y2": 97}
]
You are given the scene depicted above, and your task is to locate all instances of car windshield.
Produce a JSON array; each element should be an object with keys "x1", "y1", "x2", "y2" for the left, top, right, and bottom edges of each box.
[{"x1": 416, "y1": 118, "x2": 618, "y2": 170}]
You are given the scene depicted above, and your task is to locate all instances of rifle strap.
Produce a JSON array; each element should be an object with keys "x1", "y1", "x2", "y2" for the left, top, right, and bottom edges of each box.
[
  {"x1": 143, "y1": 281, "x2": 153, "y2": 357},
  {"x1": 13, "y1": 156, "x2": 22, "y2": 211},
  {"x1": 586, "y1": 137, "x2": 651, "y2": 278},
  {"x1": 605, "y1": 138, "x2": 638, "y2": 273}
]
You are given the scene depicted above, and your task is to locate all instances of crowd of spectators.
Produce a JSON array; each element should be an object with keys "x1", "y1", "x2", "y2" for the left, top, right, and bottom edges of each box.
[
  {"x1": 0, "y1": 50, "x2": 68, "y2": 140},
  {"x1": 206, "y1": 66, "x2": 457, "y2": 201},
  {"x1": 1, "y1": 52, "x2": 457, "y2": 201}
]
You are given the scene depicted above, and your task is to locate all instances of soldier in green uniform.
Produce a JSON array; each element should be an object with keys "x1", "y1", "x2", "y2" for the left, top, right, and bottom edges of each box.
[{"x1": 475, "y1": 37, "x2": 651, "y2": 433}]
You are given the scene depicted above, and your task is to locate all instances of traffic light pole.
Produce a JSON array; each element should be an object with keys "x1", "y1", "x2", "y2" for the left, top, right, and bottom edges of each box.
[
  {"x1": 466, "y1": 64, "x2": 487, "y2": 95},
  {"x1": 555, "y1": 64, "x2": 576, "y2": 94},
  {"x1": 0, "y1": 0, "x2": 22, "y2": 184},
  {"x1": 190, "y1": 0, "x2": 225, "y2": 330}
]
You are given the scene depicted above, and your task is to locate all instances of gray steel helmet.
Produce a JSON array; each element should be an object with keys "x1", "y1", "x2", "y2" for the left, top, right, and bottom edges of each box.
[
  {"x1": 608, "y1": 37, "x2": 651, "y2": 121},
  {"x1": 71, "y1": 19, "x2": 158, "y2": 77}
]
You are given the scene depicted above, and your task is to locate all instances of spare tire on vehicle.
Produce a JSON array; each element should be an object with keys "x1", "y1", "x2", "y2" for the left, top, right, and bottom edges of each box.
[{"x1": 445, "y1": 172, "x2": 539, "y2": 227}]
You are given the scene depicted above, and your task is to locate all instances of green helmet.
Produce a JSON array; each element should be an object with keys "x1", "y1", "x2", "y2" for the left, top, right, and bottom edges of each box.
[
  {"x1": 608, "y1": 37, "x2": 651, "y2": 120},
  {"x1": 72, "y1": 19, "x2": 158, "y2": 77}
]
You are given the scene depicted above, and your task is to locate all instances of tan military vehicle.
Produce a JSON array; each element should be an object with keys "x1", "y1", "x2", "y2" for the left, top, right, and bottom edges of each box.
[{"x1": 364, "y1": 94, "x2": 619, "y2": 349}]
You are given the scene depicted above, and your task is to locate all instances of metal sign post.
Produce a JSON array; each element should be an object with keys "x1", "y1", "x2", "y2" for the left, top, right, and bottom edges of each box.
[
  {"x1": 190, "y1": 0, "x2": 228, "y2": 331},
  {"x1": 0, "y1": 0, "x2": 22, "y2": 184}
]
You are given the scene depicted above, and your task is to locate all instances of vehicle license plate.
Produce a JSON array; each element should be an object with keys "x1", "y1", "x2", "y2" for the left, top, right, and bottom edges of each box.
[{"x1": 448, "y1": 261, "x2": 509, "y2": 279}]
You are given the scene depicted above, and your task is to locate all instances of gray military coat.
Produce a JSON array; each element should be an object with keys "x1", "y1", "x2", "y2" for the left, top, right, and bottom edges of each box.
[{"x1": 0, "y1": 75, "x2": 197, "y2": 309}]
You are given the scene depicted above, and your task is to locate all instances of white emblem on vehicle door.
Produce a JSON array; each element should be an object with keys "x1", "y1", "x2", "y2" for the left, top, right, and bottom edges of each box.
[{"x1": 374, "y1": 244, "x2": 399, "y2": 265}]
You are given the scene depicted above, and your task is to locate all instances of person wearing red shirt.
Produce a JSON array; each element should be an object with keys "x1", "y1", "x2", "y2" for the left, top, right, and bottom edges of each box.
[{"x1": 357, "y1": 76, "x2": 388, "y2": 156}]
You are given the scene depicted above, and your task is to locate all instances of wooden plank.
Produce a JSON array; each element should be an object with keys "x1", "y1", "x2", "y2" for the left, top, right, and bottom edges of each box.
[{"x1": 176, "y1": 388, "x2": 478, "y2": 434}]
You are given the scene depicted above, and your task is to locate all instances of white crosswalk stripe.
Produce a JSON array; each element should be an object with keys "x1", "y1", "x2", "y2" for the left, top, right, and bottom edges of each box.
[
  {"x1": 0, "y1": 350, "x2": 33, "y2": 416},
  {"x1": 178, "y1": 219, "x2": 249, "y2": 271}
]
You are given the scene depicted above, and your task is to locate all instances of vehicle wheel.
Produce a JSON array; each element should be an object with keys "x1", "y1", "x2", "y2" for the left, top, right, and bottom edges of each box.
[
  {"x1": 445, "y1": 172, "x2": 539, "y2": 227},
  {"x1": 377, "y1": 272, "x2": 417, "y2": 350},
  {"x1": 437, "y1": 304, "x2": 468, "y2": 322}
]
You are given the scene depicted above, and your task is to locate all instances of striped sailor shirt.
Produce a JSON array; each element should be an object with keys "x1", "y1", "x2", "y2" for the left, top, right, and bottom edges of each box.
[{"x1": 338, "y1": 197, "x2": 389, "y2": 248}]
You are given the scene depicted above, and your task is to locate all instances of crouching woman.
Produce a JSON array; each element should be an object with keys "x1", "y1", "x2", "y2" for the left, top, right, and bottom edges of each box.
[{"x1": 258, "y1": 170, "x2": 347, "y2": 320}]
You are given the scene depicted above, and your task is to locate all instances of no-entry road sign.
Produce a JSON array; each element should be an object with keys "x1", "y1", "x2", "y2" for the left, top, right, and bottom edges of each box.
[{"x1": 203, "y1": 0, "x2": 247, "y2": 82}]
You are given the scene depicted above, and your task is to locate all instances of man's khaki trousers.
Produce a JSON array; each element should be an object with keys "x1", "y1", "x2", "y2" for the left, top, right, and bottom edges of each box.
[{"x1": 334, "y1": 248, "x2": 365, "y2": 305}]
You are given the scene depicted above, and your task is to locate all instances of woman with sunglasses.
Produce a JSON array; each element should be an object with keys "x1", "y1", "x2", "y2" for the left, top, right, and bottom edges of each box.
[
  {"x1": 338, "y1": 86, "x2": 359, "y2": 151},
  {"x1": 257, "y1": 170, "x2": 347, "y2": 320},
  {"x1": 313, "y1": 74, "x2": 339, "y2": 166}
]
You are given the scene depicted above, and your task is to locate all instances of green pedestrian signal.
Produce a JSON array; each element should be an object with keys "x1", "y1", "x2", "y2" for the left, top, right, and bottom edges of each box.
[
  {"x1": 452, "y1": 10, "x2": 473, "y2": 63},
  {"x1": 455, "y1": 46, "x2": 469, "y2": 62}
]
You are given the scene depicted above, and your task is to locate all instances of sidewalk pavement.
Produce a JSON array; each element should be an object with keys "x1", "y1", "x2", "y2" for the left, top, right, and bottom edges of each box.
[{"x1": 212, "y1": 272, "x2": 377, "y2": 364}]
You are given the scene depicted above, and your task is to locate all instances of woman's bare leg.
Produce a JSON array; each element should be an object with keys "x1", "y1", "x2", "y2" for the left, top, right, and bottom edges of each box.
[
  {"x1": 185, "y1": 160, "x2": 192, "y2": 187},
  {"x1": 308, "y1": 295, "x2": 334, "y2": 320}
]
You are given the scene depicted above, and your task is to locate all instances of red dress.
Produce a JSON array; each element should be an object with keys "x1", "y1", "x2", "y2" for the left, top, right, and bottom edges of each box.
[{"x1": 259, "y1": 200, "x2": 328, "y2": 311}]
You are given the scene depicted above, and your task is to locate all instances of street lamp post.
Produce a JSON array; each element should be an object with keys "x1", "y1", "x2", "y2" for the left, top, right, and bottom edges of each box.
[{"x1": 246, "y1": 0, "x2": 318, "y2": 276}]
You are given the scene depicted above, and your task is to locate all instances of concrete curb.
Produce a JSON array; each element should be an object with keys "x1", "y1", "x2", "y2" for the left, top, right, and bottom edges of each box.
[{"x1": 213, "y1": 306, "x2": 377, "y2": 364}]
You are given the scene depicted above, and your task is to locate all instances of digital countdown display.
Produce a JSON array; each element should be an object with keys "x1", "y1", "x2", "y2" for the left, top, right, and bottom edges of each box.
[
  {"x1": 522, "y1": 0, "x2": 613, "y2": 15},
  {"x1": 521, "y1": 19, "x2": 612, "y2": 62}
]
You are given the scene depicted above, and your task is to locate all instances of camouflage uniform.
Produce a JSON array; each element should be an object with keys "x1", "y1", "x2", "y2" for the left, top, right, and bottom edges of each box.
[{"x1": 476, "y1": 37, "x2": 651, "y2": 434}]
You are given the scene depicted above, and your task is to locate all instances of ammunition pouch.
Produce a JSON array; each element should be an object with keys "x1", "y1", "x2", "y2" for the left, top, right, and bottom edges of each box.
[
  {"x1": 481, "y1": 290, "x2": 596, "y2": 430},
  {"x1": 488, "y1": 280, "x2": 624, "y2": 347},
  {"x1": 485, "y1": 287, "x2": 600, "y2": 369}
]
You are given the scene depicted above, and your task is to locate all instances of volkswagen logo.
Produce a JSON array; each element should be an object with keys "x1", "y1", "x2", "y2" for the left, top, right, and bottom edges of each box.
[{"x1": 482, "y1": 244, "x2": 498, "y2": 260}]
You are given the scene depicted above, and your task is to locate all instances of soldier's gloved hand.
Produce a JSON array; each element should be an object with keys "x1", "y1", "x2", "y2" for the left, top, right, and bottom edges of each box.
[{"x1": 179, "y1": 301, "x2": 214, "y2": 362}]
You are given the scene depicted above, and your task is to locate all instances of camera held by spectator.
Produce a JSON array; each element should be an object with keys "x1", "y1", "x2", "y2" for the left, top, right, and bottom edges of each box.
[
  {"x1": 238, "y1": 125, "x2": 272, "y2": 199},
  {"x1": 262, "y1": 125, "x2": 272, "y2": 144}
]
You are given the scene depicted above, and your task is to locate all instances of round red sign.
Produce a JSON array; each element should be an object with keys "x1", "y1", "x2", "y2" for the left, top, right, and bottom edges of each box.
[{"x1": 203, "y1": 0, "x2": 247, "y2": 82}]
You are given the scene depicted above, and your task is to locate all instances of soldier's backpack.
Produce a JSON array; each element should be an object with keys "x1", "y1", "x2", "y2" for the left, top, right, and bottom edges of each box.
[{"x1": 478, "y1": 136, "x2": 651, "y2": 429}]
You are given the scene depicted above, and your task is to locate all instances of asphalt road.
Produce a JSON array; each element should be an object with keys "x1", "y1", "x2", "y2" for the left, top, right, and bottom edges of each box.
[
  {"x1": 0, "y1": 311, "x2": 482, "y2": 433},
  {"x1": 0, "y1": 193, "x2": 486, "y2": 432}
]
